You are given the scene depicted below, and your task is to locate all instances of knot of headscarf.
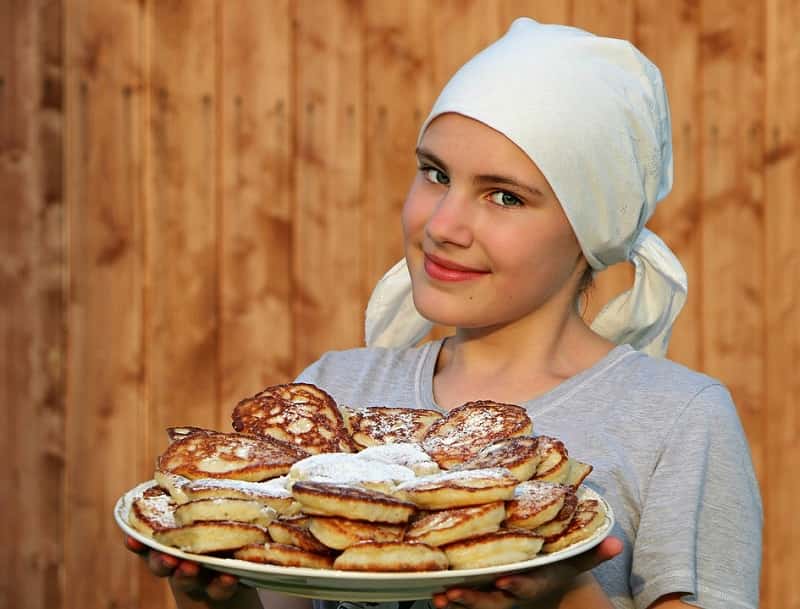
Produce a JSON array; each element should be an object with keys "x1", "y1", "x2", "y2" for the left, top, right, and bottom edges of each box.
[{"x1": 365, "y1": 18, "x2": 687, "y2": 357}]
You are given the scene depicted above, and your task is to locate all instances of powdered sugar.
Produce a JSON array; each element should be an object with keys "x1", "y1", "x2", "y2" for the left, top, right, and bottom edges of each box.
[{"x1": 289, "y1": 452, "x2": 417, "y2": 485}]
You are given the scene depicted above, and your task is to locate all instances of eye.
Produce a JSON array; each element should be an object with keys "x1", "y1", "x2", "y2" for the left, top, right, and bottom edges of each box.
[
  {"x1": 488, "y1": 191, "x2": 524, "y2": 207},
  {"x1": 420, "y1": 166, "x2": 450, "y2": 186}
]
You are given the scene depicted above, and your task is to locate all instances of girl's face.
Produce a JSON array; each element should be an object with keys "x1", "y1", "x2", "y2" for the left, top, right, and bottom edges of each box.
[{"x1": 402, "y1": 113, "x2": 584, "y2": 331}]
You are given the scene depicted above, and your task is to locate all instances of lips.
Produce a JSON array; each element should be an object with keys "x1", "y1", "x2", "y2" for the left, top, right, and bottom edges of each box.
[{"x1": 423, "y1": 253, "x2": 489, "y2": 282}]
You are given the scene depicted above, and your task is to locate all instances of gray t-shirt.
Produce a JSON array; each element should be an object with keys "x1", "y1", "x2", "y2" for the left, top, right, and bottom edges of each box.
[{"x1": 261, "y1": 340, "x2": 761, "y2": 609}]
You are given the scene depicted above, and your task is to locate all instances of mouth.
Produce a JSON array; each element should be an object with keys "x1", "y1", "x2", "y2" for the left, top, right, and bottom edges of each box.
[{"x1": 423, "y1": 253, "x2": 489, "y2": 282}]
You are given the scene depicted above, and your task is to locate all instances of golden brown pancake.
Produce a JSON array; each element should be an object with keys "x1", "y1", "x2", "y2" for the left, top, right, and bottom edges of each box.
[
  {"x1": 504, "y1": 481, "x2": 574, "y2": 530},
  {"x1": 128, "y1": 487, "x2": 177, "y2": 537},
  {"x1": 396, "y1": 467, "x2": 518, "y2": 509},
  {"x1": 291, "y1": 481, "x2": 417, "y2": 524},
  {"x1": 534, "y1": 491, "x2": 579, "y2": 537},
  {"x1": 307, "y1": 516, "x2": 405, "y2": 550},
  {"x1": 234, "y1": 542, "x2": 334, "y2": 569},
  {"x1": 181, "y1": 476, "x2": 301, "y2": 516},
  {"x1": 532, "y1": 435, "x2": 570, "y2": 483},
  {"x1": 232, "y1": 383, "x2": 355, "y2": 454},
  {"x1": 541, "y1": 499, "x2": 606, "y2": 552},
  {"x1": 564, "y1": 459, "x2": 593, "y2": 488},
  {"x1": 455, "y1": 436, "x2": 541, "y2": 482},
  {"x1": 154, "y1": 521, "x2": 268, "y2": 554},
  {"x1": 443, "y1": 529, "x2": 544, "y2": 569},
  {"x1": 422, "y1": 401, "x2": 533, "y2": 469},
  {"x1": 158, "y1": 430, "x2": 309, "y2": 481},
  {"x1": 173, "y1": 498, "x2": 277, "y2": 527},
  {"x1": 405, "y1": 501, "x2": 506, "y2": 547},
  {"x1": 267, "y1": 520, "x2": 333, "y2": 554},
  {"x1": 344, "y1": 406, "x2": 443, "y2": 449},
  {"x1": 333, "y1": 541, "x2": 449, "y2": 572}
]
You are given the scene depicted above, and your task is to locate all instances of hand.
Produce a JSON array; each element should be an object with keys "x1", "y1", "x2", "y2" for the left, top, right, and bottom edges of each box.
[
  {"x1": 124, "y1": 535, "x2": 241, "y2": 602},
  {"x1": 431, "y1": 536, "x2": 623, "y2": 609}
]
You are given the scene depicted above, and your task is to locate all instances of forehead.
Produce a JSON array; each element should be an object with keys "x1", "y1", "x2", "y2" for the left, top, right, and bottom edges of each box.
[{"x1": 419, "y1": 113, "x2": 552, "y2": 188}]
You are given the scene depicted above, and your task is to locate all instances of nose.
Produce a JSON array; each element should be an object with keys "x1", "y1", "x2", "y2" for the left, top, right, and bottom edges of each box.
[{"x1": 425, "y1": 188, "x2": 474, "y2": 248}]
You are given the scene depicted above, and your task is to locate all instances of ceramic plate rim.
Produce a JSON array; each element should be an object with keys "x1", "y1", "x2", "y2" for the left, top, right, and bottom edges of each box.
[{"x1": 115, "y1": 479, "x2": 614, "y2": 596}]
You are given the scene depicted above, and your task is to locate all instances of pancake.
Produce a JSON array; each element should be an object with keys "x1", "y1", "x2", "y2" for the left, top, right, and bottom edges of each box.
[
  {"x1": 232, "y1": 383, "x2": 355, "y2": 454},
  {"x1": 158, "y1": 430, "x2": 309, "y2": 482},
  {"x1": 534, "y1": 491, "x2": 579, "y2": 537},
  {"x1": 443, "y1": 529, "x2": 544, "y2": 569},
  {"x1": 128, "y1": 487, "x2": 177, "y2": 537},
  {"x1": 422, "y1": 401, "x2": 533, "y2": 469},
  {"x1": 308, "y1": 516, "x2": 405, "y2": 550},
  {"x1": 405, "y1": 501, "x2": 506, "y2": 547},
  {"x1": 154, "y1": 469, "x2": 191, "y2": 504},
  {"x1": 154, "y1": 521, "x2": 268, "y2": 554},
  {"x1": 181, "y1": 476, "x2": 300, "y2": 516},
  {"x1": 504, "y1": 481, "x2": 574, "y2": 530},
  {"x1": 291, "y1": 481, "x2": 417, "y2": 524},
  {"x1": 541, "y1": 499, "x2": 606, "y2": 553},
  {"x1": 344, "y1": 406, "x2": 443, "y2": 449},
  {"x1": 234, "y1": 542, "x2": 334, "y2": 569},
  {"x1": 173, "y1": 498, "x2": 277, "y2": 527},
  {"x1": 532, "y1": 435, "x2": 570, "y2": 483},
  {"x1": 564, "y1": 459, "x2": 593, "y2": 488},
  {"x1": 396, "y1": 467, "x2": 518, "y2": 509},
  {"x1": 455, "y1": 436, "x2": 541, "y2": 482},
  {"x1": 333, "y1": 541, "x2": 449, "y2": 572},
  {"x1": 267, "y1": 520, "x2": 333, "y2": 554}
]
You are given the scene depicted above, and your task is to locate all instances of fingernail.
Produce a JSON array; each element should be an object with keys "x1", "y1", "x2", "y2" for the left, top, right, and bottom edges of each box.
[
  {"x1": 496, "y1": 578, "x2": 511, "y2": 589},
  {"x1": 177, "y1": 561, "x2": 199, "y2": 577},
  {"x1": 446, "y1": 590, "x2": 462, "y2": 600},
  {"x1": 161, "y1": 554, "x2": 179, "y2": 568}
]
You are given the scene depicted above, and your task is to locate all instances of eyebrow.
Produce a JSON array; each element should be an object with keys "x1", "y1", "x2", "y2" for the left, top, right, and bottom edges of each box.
[{"x1": 415, "y1": 147, "x2": 545, "y2": 199}]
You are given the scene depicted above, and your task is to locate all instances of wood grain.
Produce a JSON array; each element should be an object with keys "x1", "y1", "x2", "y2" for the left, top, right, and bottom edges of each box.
[
  {"x1": 64, "y1": 0, "x2": 147, "y2": 607},
  {"x1": 636, "y1": 0, "x2": 703, "y2": 369},
  {"x1": 699, "y1": 0, "x2": 765, "y2": 480},
  {"x1": 363, "y1": 0, "x2": 433, "y2": 299},
  {"x1": 1, "y1": 2, "x2": 65, "y2": 608},
  {"x1": 8, "y1": 3, "x2": 800, "y2": 608},
  {"x1": 763, "y1": 0, "x2": 800, "y2": 606},
  {"x1": 218, "y1": 0, "x2": 293, "y2": 420},
  {"x1": 292, "y1": 0, "x2": 365, "y2": 369},
  {"x1": 145, "y1": 0, "x2": 219, "y2": 448}
]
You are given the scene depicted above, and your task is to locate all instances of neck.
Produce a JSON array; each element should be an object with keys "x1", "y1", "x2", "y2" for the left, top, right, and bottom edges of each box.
[{"x1": 433, "y1": 297, "x2": 616, "y2": 409}]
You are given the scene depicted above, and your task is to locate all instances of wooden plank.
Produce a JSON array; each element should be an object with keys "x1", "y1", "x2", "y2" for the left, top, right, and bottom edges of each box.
[
  {"x1": 363, "y1": 1, "x2": 434, "y2": 304},
  {"x1": 431, "y1": 0, "x2": 503, "y2": 90},
  {"x1": 498, "y1": 0, "x2": 571, "y2": 26},
  {"x1": 63, "y1": 0, "x2": 147, "y2": 607},
  {"x1": 635, "y1": 1, "x2": 702, "y2": 368},
  {"x1": 570, "y1": 0, "x2": 637, "y2": 325},
  {"x1": 1, "y1": 2, "x2": 66, "y2": 609},
  {"x1": 218, "y1": 0, "x2": 293, "y2": 418},
  {"x1": 145, "y1": 0, "x2": 219, "y2": 447},
  {"x1": 699, "y1": 1, "x2": 765, "y2": 479},
  {"x1": 292, "y1": 0, "x2": 365, "y2": 371},
  {"x1": 763, "y1": 0, "x2": 800, "y2": 606}
]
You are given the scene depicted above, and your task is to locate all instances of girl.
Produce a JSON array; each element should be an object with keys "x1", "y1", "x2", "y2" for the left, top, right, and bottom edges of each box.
[{"x1": 129, "y1": 17, "x2": 762, "y2": 609}]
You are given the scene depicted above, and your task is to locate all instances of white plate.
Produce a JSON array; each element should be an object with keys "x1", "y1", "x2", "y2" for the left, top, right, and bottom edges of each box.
[{"x1": 115, "y1": 480, "x2": 614, "y2": 602}]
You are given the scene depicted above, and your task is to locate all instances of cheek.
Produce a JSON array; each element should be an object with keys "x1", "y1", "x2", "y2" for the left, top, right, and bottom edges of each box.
[{"x1": 401, "y1": 180, "x2": 433, "y2": 241}]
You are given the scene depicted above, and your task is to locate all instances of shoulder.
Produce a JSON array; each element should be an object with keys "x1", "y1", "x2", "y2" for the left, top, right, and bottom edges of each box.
[
  {"x1": 613, "y1": 348, "x2": 732, "y2": 410},
  {"x1": 293, "y1": 341, "x2": 440, "y2": 408},
  {"x1": 298, "y1": 343, "x2": 433, "y2": 380}
]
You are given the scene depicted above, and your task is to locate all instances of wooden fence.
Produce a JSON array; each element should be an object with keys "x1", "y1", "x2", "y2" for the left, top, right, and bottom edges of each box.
[{"x1": 2, "y1": 0, "x2": 798, "y2": 607}]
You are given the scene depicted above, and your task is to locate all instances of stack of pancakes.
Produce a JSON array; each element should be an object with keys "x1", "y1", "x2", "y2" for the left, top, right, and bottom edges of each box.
[{"x1": 129, "y1": 383, "x2": 605, "y2": 571}]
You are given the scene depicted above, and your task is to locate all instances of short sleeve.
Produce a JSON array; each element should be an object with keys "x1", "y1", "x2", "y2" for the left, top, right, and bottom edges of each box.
[{"x1": 631, "y1": 384, "x2": 763, "y2": 609}]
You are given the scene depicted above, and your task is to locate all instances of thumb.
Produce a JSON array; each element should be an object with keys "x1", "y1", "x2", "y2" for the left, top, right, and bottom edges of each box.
[{"x1": 568, "y1": 537, "x2": 623, "y2": 573}]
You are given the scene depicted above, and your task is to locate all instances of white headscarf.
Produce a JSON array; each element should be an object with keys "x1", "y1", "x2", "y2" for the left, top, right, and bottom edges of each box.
[{"x1": 365, "y1": 18, "x2": 687, "y2": 357}]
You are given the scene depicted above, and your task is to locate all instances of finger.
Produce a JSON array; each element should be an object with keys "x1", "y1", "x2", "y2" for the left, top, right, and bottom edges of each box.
[
  {"x1": 206, "y1": 573, "x2": 240, "y2": 601},
  {"x1": 172, "y1": 561, "x2": 204, "y2": 594},
  {"x1": 444, "y1": 587, "x2": 516, "y2": 609},
  {"x1": 146, "y1": 551, "x2": 179, "y2": 577},
  {"x1": 125, "y1": 536, "x2": 148, "y2": 555}
]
